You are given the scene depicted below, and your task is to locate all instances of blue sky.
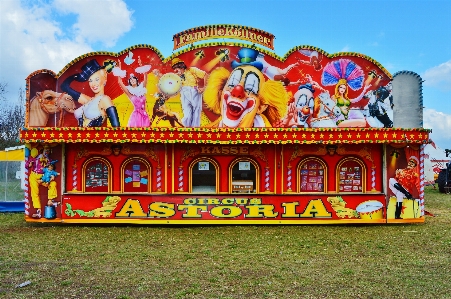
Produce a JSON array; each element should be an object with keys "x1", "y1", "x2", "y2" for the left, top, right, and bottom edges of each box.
[{"x1": 1, "y1": 0, "x2": 450, "y2": 150}]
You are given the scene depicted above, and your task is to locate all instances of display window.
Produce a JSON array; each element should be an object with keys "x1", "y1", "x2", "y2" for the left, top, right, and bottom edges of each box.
[
  {"x1": 82, "y1": 157, "x2": 112, "y2": 193},
  {"x1": 229, "y1": 158, "x2": 259, "y2": 193},
  {"x1": 297, "y1": 157, "x2": 327, "y2": 193},
  {"x1": 121, "y1": 157, "x2": 152, "y2": 193},
  {"x1": 190, "y1": 158, "x2": 219, "y2": 193},
  {"x1": 336, "y1": 157, "x2": 366, "y2": 193}
]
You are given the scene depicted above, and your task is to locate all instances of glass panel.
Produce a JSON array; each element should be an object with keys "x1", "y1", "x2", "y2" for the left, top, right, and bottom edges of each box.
[
  {"x1": 0, "y1": 161, "x2": 23, "y2": 201},
  {"x1": 338, "y1": 161, "x2": 362, "y2": 192},
  {"x1": 85, "y1": 160, "x2": 109, "y2": 192},
  {"x1": 123, "y1": 160, "x2": 149, "y2": 192},
  {"x1": 231, "y1": 161, "x2": 256, "y2": 193},
  {"x1": 192, "y1": 161, "x2": 216, "y2": 193},
  {"x1": 300, "y1": 160, "x2": 324, "y2": 192}
]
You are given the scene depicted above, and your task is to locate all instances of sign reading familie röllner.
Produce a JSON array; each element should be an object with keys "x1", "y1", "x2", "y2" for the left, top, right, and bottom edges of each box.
[{"x1": 173, "y1": 25, "x2": 275, "y2": 50}]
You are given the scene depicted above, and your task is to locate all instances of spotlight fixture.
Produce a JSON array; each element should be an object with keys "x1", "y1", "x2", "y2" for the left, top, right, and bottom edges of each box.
[{"x1": 390, "y1": 149, "x2": 399, "y2": 158}]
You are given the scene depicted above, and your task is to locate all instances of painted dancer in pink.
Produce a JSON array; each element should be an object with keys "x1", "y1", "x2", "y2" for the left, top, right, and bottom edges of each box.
[{"x1": 116, "y1": 57, "x2": 152, "y2": 127}]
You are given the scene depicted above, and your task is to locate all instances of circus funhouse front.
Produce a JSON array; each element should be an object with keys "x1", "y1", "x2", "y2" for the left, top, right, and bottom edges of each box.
[{"x1": 20, "y1": 24, "x2": 430, "y2": 224}]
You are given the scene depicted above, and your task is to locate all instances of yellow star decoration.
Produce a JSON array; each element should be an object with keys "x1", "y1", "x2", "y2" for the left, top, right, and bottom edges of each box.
[
  {"x1": 366, "y1": 133, "x2": 370, "y2": 139},
  {"x1": 338, "y1": 133, "x2": 342, "y2": 138},
  {"x1": 356, "y1": 133, "x2": 361, "y2": 138},
  {"x1": 68, "y1": 133, "x2": 72, "y2": 138},
  {"x1": 25, "y1": 133, "x2": 29, "y2": 137},
  {"x1": 347, "y1": 133, "x2": 352, "y2": 138},
  {"x1": 383, "y1": 133, "x2": 388, "y2": 138},
  {"x1": 32, "y1": 132, "x2": 37, "y2": 137},
  {"x1": 59, "y1": 133, "x2": 63, "y2": 138},
  {"x1": 141, "y1": 132, "x2": 146, "y2": 138},
  {"x1": 283, "y1": 133, "x2": 288, "y2": 139},
  {"x1": 410, "y1": 134, "x2": 414, "y2": 139},
  {"x1": 131, "y1": 133, "x2": 137, "y2": 138},
  {"x1": 329, "y1": 134, "x2": 333, "y2": 139},
  {"x1": 95, "y1": 133, "x2": 100, "y2": 138},
  {"x1": 392, "y1": 133, "x2": 397, "y2": 138},
  {"x1": 150, "y1": 132, "x2": 155, "y2": 138},
  {"x1": 255, "y1": 133, "x2": 260, "y2": 138},
  {"x1": 292, "y1": 133, "x2": 297, "y2": 138},
  {"x1": 236, "y1": 133, "x2": 241, "y2": 139},
  {"x1": 169, "y1": 132, "x2": 174, "y2": 137},
  {"x1": 41, "y1": 132, "x2": 46, "y2": 138},
  {"x1": 122, "y1": 133, "x2": 127, "y2": 138},
  {"x1": 113, "y1": 132, "x2": 118, "y2": 137},
  {"x1": 197, "y1": 133, "x2": 202, "y2": 138},
  {"x1": 188, "y1": 133, "x2": 193, "y2": 138},
  {"x1": 302, "y1": 134, "x2": 307, "y2": 139},
  {"x1": 104, "y1": 133, "x2": 109, "y2": 137},
  {"x1": 418, "y1": 133, "x2": 422, "y2": 139},
  {"x1": 264, "y1": 133, "x2": 269, "y2": 138},
  {"x1": 77, "y1": 133, "x2": 81, "y2": 138},
  {"x1": 274, "y1": 133, "x2": 278, "y2": 138},
  {"x1": 374, "y1": 133, "x2": 379, "y2": 138},
  {"x1": 86, "y1": 133, "x2": 90, "y2": 138},
  {"x1": 320, "y1": 133, "x2": 324, "y2": 139},
  {"x1": 311, "y1": 133, "x2": 315, "y2": 139},
  {"x1": 206, "y1": 133, "x2": 212, "y2": 138},
  {"x1": 216, "y1": 133, "x2": 221, "y2": 138},
  {"x1": 246, "y1": 133, "x2": 250, "y2": 139},
  {"x1": 178, "y1": 133, "x2": 184, "y2": 138},
  {"x1": 50, "y1": 133, "x2": 55, "y2": 138},
  {"x1": 160, "y1": 133, "x2": 165, "y2": 138},
  {"x1": 227, "y1": 133, "x2": 231, "y2": 138}
]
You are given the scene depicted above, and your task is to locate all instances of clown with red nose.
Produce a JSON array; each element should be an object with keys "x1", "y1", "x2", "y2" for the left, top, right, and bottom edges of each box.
[{"x1": 204, "y1": 48, "x2": 289, "y2": 128}]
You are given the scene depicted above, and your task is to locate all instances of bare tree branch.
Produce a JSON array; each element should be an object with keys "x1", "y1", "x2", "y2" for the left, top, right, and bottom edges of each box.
[{"x1": 0, "y1": 85, "x2": 25, "y2": 150}]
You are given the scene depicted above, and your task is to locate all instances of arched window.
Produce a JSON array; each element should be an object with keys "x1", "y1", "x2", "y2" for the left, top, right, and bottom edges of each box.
[
  {"x1": 297, "y1": 157, "x2": 327, "y2": 193},
  {"x1": 230, "y1": 158, "x2": 259, "y2": 193},
  {"x1": 82, "y1": 157, "x2": 112, "y2": 193},
  {"x1": 336, "y1": 157, "x2": 366, "y2": 193},
  {"x1": 190, "y1": 158, "x2": 219, "y2": 193},
  {"x1": 121, "y1": 157, "x2": 152, "y2": 193}
]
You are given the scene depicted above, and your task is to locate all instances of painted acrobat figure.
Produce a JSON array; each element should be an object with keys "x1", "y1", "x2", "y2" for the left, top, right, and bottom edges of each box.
[{"x1": 389, "y1": 156, "x2": 420, "y2": 219}]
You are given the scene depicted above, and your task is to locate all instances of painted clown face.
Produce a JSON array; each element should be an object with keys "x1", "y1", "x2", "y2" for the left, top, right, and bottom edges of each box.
[
  {"x1": 293, "y1": 87, "x2": 315, "y2": 125},
  {"x1": 221, "y1": 65, "x2": 266, "y2": 127}
]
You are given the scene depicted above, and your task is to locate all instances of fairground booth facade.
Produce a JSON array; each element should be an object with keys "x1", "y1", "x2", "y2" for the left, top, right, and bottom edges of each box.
[{"x1": 20, "y1": 25, "x2": 429, "y2": 224}]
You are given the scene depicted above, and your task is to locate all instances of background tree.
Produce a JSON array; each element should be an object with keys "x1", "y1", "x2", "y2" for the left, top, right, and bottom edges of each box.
[{"x1": 0, "y1": 83, "x2": 25, "y2": 150}]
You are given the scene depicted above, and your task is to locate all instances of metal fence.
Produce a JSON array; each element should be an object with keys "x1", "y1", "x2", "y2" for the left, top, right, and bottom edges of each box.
[{"x1": 0, "y1": 161, "x2": 24, "y2": 201}]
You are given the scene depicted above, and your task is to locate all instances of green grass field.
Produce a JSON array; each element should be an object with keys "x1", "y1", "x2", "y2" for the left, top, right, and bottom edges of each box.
[{"x1": 1, "y1": 186, "x2": 450, "y2": 299}]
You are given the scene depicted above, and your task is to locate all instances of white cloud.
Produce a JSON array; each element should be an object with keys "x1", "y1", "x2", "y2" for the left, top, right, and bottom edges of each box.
[
  {"x1": 424, "y1": 108, "x2": 451, "y2": 149},
  {"x1": 422, "y1": 60, "x2": 451, "y2": 91},
  {"x1": 54, "y1": 0, "x2": 134, "y2": 48},
  {"x1": 0, "y1": 0, "x2": 133, "y2": 96}
]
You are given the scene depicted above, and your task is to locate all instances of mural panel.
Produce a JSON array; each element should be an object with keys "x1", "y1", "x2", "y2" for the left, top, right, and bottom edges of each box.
[{"x1": 26, "y1": 45, "x2": 394, "y2": 129}]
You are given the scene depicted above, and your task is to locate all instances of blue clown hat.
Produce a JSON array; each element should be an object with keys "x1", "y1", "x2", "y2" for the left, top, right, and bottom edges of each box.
[
  {"x1": 78, "y1": 60, "x2": 104, "y2": 82},
  {"x1": 231, "y1": 48, "x2": 263, "y2": 71},
  {"x1": 48, "y1": 159, "x2": 58, "y2": 165},
  {"x1": 298, "y1": 83, "x2": 315, "y2": 93}
]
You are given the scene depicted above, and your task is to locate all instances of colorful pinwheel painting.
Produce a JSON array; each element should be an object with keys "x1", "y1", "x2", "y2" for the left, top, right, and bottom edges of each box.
[{"x1": 321, "y1": 59, "x2": 364, "y2": 90}]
